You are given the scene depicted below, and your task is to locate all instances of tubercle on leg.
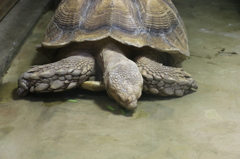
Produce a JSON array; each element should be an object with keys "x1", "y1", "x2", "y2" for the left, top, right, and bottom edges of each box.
[
  {"x1": 135, "y1": 56, "x2": 198, "y2": 97},
  {"x1": 17, "y1": 54, "x2": 95, "y2": 96}
]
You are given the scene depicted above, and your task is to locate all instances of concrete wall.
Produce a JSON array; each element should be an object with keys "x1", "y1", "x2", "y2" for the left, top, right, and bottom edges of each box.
[{"x1": 0, "y1": 0, "x2": 60, "y2": 83}]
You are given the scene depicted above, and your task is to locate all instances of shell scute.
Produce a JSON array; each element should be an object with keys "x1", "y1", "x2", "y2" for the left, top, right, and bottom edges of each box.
[{"x1": 42, "y1": 0, "x2": 189, "y2": 55}]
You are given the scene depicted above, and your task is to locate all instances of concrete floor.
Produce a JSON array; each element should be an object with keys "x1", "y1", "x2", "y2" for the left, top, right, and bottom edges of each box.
[{"x1": 1, "y1": 0, "x2": 240, "y2": 158}]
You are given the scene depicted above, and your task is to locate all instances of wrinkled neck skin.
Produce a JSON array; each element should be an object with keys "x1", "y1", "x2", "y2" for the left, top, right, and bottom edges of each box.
[
  {"x1": 56, "y1": 37, "x2": 176, "y2": 67},
  {"x1": 96, "y1": 40, "x2": 128, "y2": 71}
]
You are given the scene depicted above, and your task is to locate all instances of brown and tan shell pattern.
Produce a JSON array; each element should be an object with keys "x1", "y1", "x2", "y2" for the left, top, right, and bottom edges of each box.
[{"x1": 42, "y1": 0, "x2": 189, "y2": 56}]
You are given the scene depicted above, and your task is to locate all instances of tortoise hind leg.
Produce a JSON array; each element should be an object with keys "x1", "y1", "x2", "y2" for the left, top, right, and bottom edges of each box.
[
  {"x1": 17, "y1": 52, "x2": 95, "y2": 96},
  {"x1": 134, "y1": 55, "x2": 197, "y2": 96}
]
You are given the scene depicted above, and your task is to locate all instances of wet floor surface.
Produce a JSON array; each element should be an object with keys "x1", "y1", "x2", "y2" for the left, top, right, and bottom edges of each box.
[{"x1": 1, "y1": 0, "x2": 240, "y2": 158}]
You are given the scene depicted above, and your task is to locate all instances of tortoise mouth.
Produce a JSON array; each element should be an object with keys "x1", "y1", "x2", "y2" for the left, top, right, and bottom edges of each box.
[
  {"x1": 119, "y1": 100, "x2": 138, "y2": 110},
  {"x1": 107, "y1": 89, "x2": 139, "y2": 110}
]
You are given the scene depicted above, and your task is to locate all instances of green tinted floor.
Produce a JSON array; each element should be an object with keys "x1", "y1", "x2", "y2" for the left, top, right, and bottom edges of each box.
[{"x1": 0, "y1": 0, "x2": 240, "y2": 158}]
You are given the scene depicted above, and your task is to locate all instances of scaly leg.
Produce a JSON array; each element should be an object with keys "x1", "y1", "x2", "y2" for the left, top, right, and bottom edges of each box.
[
  {"x1": 134, "y1": 56, "x2": 197, "y2": 96},
  {"x1": 17, "y1": 52, "x2": 95, "y2": 96}
]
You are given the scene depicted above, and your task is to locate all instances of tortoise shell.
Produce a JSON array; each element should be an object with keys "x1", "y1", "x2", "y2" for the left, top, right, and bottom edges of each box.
[{"x1": 42, "y1": 0, "x2": 189, "y2": 57}]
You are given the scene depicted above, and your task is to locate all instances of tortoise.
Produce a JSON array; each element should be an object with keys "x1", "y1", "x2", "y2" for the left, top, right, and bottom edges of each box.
[{"x1": 17, "y1": 0, "x2": 198, "y2": 110}]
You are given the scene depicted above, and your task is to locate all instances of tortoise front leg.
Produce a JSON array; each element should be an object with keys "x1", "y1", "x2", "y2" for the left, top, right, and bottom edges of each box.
[
  {"x1": 134, "y1": 56, "x2": 197, "y2": 96},
  {"x1": 17, "y1": 52, "x2": 95, "y2": 96}
]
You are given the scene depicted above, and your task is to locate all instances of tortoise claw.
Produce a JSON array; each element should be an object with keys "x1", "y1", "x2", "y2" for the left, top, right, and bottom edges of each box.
[{"x1": 190, "y1": 80, "x2": 198, "y2": 90}]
